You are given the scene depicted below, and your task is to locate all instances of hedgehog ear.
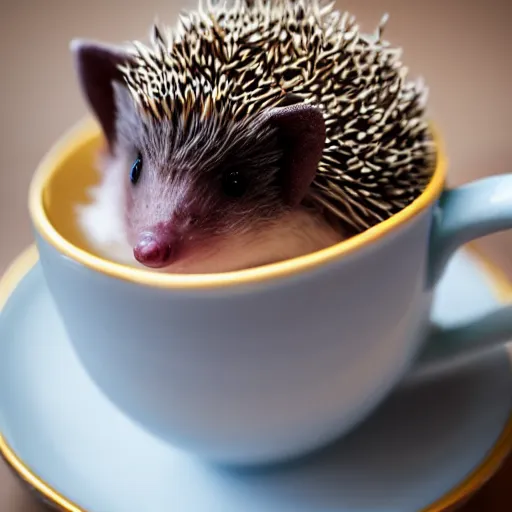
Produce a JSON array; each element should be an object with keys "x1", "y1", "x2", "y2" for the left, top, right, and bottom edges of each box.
[
  {"x1": 70, "y1": 39, "x2": 135, "y2": 150},
  {"x1": 264, "y1": 103, "x2": 326, "y2": 207}
]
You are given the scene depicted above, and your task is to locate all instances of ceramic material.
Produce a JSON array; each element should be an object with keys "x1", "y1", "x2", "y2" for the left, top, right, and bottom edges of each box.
[
  {"x1": 27, "y1": 119, "x2": 512, "y2": 465},
  {"x1": 1, "y1": 246, "x2": 512, "y2": 512}
]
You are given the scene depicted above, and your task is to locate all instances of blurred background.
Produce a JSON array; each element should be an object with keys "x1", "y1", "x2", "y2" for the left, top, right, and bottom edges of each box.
[
  {"x1": 0, "y1": 0, "x2": 512, "y2": 272},
  {"x1": 0, "y1": 0, "x2": 511, "y2": 510},
  {"x1": 1, "y1": 0, "x2": 511, "y2": 276}
]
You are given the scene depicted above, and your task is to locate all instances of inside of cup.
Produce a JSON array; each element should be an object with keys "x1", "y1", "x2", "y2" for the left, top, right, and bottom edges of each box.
[
  {"x1": 32, "y1": 117, "x2": 445, "y2": 283},
  {"x1": 40, "y1": 122, "x2": 105, "y2": 255}
]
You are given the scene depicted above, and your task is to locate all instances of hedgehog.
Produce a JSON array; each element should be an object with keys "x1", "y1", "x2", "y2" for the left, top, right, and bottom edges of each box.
[{"x1": 71, "y1": 0, "x2": 437, "y2": 274}]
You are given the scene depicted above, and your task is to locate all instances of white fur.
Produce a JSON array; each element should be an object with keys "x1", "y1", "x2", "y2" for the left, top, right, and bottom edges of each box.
[{"x1": 76, "y1": 156, "x2": 136, "y2": 266}]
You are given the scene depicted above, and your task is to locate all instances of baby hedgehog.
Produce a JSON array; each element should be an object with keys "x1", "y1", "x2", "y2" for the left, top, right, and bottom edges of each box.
[{"x1": 72, "y1": 0, "x2": 437, "y2": 274}]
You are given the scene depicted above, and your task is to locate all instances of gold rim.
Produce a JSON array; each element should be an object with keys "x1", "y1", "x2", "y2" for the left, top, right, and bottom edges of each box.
[
  {"x1": 0, "y1": 244, "x2": 511, "y2": 511},
  {"x1": 28, "y1": 118, "x2": 447, "y2": 289},
  {"x1": 0, "y1": 246, "x2": 80, "y2": 511}
]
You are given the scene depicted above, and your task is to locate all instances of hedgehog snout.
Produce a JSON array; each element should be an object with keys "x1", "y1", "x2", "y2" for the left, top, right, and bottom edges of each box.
[{"x1": 133, "y1": 231, "x2": 175, "y2": 268}]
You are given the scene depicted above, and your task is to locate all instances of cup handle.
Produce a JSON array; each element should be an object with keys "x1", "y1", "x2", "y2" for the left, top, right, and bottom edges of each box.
[{"x1": 416, "y1": 174, "x2": 512, "y2": 371}]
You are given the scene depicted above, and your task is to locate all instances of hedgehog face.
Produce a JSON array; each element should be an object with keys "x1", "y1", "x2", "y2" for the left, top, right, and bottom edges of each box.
[
  {"x1": 72, "y1": 40, "x2": 340, "y2": 272},
  {"x1": 113, "y1": 83, "x2": 291, "y2": 267},
  {"x1": 70, "y1": 0, "x2": 436, "y2": 271}
]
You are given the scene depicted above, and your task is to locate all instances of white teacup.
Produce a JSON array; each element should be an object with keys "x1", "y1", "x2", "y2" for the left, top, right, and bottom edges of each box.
[{"x1": 28, "y1": 118, "x2": 512, "y2": 466}]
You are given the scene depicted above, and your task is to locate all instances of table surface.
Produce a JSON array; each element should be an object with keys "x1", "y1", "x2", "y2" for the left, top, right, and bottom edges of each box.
[{"x1": 1, "y1": 0, "x2": 511, "y2": 510}]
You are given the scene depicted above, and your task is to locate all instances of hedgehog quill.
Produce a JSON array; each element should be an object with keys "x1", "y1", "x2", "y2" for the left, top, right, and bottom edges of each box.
[{"x1": 71, "y1": 0, "x2": 437, "y2": 274}]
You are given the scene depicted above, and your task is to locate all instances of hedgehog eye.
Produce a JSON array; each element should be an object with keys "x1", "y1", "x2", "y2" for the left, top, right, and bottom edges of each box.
[
  {"x1": 222, "y1": 170, "x2": 247, "y2": 198},
  {"x1": 130, "y1": 153, "x2": 143, "y2": 185}
]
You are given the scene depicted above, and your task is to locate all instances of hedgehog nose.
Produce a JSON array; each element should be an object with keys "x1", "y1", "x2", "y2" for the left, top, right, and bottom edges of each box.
[{"x1": 133, "y1": 234, "x2": 173, "y2": 268}]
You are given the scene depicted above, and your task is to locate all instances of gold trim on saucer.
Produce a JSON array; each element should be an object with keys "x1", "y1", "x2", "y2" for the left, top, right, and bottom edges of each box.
[
  {"x1": 0, "y1": 245, "x2": 39, "y2": 311},
  {"x1": 0, "y1": 244, "x2": 511, "y2": 512},
  {"x1": 466, "y1": 243, "x2": 512, "y2": 303}
]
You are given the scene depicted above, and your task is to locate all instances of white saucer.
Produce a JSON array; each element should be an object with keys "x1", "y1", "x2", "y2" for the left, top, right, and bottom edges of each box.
[{"x1": 1, "y1": 245, "x2": 512, "y2": 512}]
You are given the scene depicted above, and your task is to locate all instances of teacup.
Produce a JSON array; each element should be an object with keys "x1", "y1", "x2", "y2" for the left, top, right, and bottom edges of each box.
[{"x1": 28, "y1": 117, "x2": 512, "y2": 466}]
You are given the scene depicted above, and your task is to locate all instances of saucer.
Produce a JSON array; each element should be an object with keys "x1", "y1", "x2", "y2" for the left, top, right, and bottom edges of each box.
[{"x1": 1, "y1": 245, "x2": 512, "y2": 512}]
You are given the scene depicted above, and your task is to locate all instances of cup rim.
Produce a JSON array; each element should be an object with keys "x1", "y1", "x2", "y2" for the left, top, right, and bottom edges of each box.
[{"x1": 28, "y1": 117, "x2": 447, "y2": 290}]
